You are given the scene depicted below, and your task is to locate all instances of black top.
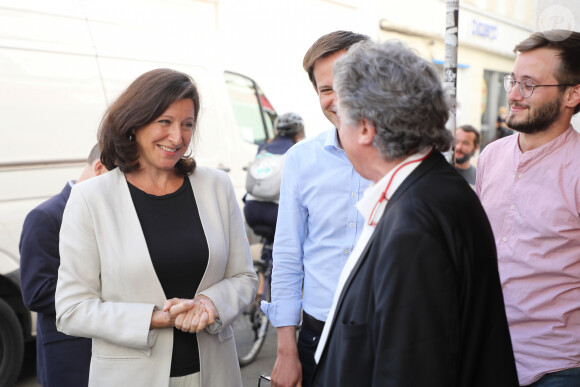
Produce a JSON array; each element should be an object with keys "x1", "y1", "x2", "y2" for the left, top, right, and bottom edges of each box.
[{"x1": 128, "y1": 177, "x2": 209, "y2": 377}]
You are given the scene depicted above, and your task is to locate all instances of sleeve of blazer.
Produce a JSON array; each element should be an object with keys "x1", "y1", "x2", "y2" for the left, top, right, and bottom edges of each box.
[
  {"x1": 200, "y1": 172, "x2": 258, "y2": 333},
  {"x1": 55, "y1": 186, "x2": 155, "y2": 351},
  {"x1": 20, "y1": 207, "x2": 61, "y2": 314},
  {"x1": 370, "y1": 228, "x2": 459, "y2": 385}
]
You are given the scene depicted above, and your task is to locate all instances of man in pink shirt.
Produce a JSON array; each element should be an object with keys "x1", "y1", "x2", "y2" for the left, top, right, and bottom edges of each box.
[{"x1": 477, "y1": 30, "x2": 580, "y2": 386}]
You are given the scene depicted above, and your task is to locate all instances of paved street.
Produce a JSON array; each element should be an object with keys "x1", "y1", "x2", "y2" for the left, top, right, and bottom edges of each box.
[
  {"x1": 240, "y1": 325, "x2": 277, "y2": 387},
  {"x1": 16, "y1": 326, "x2": 277, "y2": 387},
  {"x1": 15, "y1": 341, "x2": 38, "y2": 387}
]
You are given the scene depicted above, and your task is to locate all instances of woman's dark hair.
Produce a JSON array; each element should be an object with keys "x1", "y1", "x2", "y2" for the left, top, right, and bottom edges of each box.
[{"x1": 98, "y1": 68, "x2": 200, "y2": 175}]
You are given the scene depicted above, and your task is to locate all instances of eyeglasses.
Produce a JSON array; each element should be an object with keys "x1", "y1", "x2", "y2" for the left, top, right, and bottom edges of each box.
[{"x1": 503, "y1": 75, "x2": 575, "y2": 98}]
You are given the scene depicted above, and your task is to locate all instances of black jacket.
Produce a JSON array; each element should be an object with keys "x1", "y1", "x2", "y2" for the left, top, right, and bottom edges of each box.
[
  {"x1": 20, "y1": 183, "x2": 91, "y2": 387},
  {"x1": 313, "y1": 152, "x2": 518, "y2": 387}
]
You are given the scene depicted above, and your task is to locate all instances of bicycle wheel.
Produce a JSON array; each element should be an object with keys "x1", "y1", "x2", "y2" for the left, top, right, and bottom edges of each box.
[{"x1": 233, "y1": 261, "x2": 270, "y2": 367}]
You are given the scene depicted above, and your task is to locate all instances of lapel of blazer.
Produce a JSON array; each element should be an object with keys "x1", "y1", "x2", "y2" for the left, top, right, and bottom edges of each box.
[
  {"x1": 187, "y1": 170, "x2": 214, "y2": 294},
  {"x1": 321, "y1": 152, "x2": 443, "y2": 356},
  {"x1": 186, "y1": 167, "x2": 229, "y2": 295},
  {"x1": 108, "y1": 169, "x2": 167, "y2": 305}
]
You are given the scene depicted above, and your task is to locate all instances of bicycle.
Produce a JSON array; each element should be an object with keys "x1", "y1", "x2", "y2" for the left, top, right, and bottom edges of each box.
[{"x1": 232, "y1": 224, "x2": 274, "y2": 366}]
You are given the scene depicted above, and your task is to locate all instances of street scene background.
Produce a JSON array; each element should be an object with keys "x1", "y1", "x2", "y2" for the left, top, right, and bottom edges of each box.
[{"x1": 4, "y1": 0, "x2": 580, "y2": 385}]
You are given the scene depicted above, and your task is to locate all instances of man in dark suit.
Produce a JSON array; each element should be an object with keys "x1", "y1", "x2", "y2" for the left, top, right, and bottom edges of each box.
[
  {"x1": 20, "y1": 144, "x2": 106, "y2": 386},
  {"x1": 312, "y1": 40, "x2": 519, "y2": 386}
]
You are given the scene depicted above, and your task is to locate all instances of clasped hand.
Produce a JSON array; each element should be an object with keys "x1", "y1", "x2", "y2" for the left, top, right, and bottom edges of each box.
[{"x1": 157, "y1": 295, "x2": 217, "y2": 333}]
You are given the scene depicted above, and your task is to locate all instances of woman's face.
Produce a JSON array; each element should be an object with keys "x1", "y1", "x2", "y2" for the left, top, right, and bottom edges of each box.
[{"x1": 135, "y1": 98, "x2": 195, "y2": 174}]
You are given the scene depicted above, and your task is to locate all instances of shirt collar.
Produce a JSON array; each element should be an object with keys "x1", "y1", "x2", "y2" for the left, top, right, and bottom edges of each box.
[
  {"x1": 357, "y1": 148, "x2": 431, "y2": 224},
  {"x1": 517, "y1": 124, "x2": 574, "y2": 158},
  {"x1": 323, "y1": 128, "x2": 342, "y2": 151}
]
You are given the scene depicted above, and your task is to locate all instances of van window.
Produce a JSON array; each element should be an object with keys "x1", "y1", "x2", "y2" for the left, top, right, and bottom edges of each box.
[{"x1": 224, "y1": 71, "x2": 276, "y2": 145}]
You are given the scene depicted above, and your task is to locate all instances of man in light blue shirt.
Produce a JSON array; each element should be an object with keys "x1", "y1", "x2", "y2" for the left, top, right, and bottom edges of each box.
[{"x1": 261, "y1": 30, "x2": 370, "y2": 387}]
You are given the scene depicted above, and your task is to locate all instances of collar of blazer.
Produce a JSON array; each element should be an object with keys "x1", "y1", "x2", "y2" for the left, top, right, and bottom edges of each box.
[{"x1": 60, "y1": 180, "x2": 73, "y2": 203}]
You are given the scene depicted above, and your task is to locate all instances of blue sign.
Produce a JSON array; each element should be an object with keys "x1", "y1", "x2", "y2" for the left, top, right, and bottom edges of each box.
[{"x1": 472, "y1": 19, "x2": 498, "y2": 40}]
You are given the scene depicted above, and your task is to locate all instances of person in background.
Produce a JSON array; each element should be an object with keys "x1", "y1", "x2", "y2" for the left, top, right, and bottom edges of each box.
[
  {"x1": 313, "y1": 38, "x2": 518, "y2": 387},
  {"x1": 261, "y1": 31, "x2": 371, "y2": 387},
  {"x1": 453, "y1": 124, "x2": 480, "y2": 188},
  {"x1": 55, "y1": 68, "x2": 257, "y2": 387},
  {"x1": 259, "y1": 113, "x2": 306, "y2": 153},
  {"x1": 477, "y1": 30, "x2": 580, "y2": 386},
  {"x1": 20, "y1": 143, "x2": 105, "y2": 387},
  {"x1": 495, "y1": 106, "x2": 514, "y2": 139},
  {"x1": 244, "y1": 112, "x2": 305, "y2": 238}
]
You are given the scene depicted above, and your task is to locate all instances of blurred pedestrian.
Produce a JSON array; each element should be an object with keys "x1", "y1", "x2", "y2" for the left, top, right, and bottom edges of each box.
[
  {"x1": 244, "y1": 112, "x2": 305, "y2": 237},
  {"x1": 495, "y1": 106, "x2": 514, "y2": 139},
  {"x1": 453, "y1": 124, "x2": 480, "y2": 188}
]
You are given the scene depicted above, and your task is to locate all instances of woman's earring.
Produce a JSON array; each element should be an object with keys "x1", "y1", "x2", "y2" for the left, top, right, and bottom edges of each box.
[{"x1": 129, "y1": 130, "x2": 135, "y2": 142}]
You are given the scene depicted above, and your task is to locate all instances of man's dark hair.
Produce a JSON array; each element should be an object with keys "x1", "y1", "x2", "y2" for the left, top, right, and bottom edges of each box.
[
  {"x1": 87, "y1": 143, "x2": 101, "y2": 164},
  {"x1": 514, "y1": 30, "x2": 580, "y2": 114},
  {"x1": 98, "y1": 68, "x2": 200, "y2": 175},
  {"x1": 302, "y1": 31, "x2": 369, "y2": 89},
  {"x1": 457, "y1": 125, "x2": 480, "y2": 148}
]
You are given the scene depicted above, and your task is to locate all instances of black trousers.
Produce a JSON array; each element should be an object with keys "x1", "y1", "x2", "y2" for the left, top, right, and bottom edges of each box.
[{"x1": 298, "y1": 313, "x2": 324, "y2": 387}]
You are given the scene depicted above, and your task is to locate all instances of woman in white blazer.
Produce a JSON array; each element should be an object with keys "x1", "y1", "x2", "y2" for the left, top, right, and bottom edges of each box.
[{"x1": 55, "y1": 69, "x2": 258, "y2": 387}]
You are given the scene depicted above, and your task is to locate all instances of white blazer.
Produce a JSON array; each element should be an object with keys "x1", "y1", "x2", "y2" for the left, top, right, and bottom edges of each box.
[{"x1": 55, "y1": 166, "x2": 257, "y2": 387}]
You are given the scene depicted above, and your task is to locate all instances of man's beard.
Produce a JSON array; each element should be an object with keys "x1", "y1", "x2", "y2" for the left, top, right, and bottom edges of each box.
[
  {"x1": 507, "y1": 96, "x2": 562, "y2": 134},
  {"x1": 455, "y1": 152, "x2": 473, "y2": 164}
]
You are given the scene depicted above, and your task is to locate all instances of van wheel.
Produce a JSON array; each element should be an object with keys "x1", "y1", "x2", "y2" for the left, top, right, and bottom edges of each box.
[{"x1": 0, "y1": 298, "x2": 24, "y2": 387}]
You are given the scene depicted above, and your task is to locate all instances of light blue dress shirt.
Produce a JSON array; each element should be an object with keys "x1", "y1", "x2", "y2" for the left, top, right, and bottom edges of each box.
[{"x1": 261, "y1": 129, "x2": 371, "y2": 327}]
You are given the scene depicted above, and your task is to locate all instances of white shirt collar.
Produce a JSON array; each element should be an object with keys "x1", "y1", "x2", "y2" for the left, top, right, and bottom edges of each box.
[{"x1": 357, "y1": 148, "x2": 432, "y2": 225}]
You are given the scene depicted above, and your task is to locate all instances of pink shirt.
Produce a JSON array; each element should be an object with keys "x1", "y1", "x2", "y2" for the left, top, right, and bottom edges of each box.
[{"x1": 476, "y1": 126, "x2": 580, "y2": 385}]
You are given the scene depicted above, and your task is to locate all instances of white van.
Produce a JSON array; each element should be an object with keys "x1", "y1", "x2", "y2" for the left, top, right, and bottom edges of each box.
[{"x1": 0, "y1": 0, "x2": 276, "y2": 384}]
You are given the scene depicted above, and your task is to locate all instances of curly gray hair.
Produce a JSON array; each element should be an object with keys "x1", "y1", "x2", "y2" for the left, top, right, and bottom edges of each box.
[{"x1": 333, "y1": 40, "x2": 452, "y2": 161}]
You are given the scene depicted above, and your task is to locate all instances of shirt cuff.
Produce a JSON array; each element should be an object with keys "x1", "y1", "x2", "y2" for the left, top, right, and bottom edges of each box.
[
  {"x1": 261, "y1": 300, "x2": 302, "y2": 327},
  {"x1": 146, "y1": 329, "x2": 158, "y2": 347},
  {"x1": 205, "y1": 316, "x2": 223, "y2": 334}
]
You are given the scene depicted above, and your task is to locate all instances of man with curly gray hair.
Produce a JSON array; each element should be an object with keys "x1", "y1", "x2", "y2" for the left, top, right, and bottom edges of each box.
[{"x1": 312, "y1": 40, "x2": 518, "y2": 386}]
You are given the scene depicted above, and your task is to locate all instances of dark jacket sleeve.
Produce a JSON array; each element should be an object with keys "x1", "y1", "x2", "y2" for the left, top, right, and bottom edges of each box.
[{"x1": 19, "y1": 207, "x2": 62, "y2": 314}]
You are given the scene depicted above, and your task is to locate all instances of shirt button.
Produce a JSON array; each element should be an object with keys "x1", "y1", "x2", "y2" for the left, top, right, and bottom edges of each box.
[
  {"x1": 344, "y1": 249, "x2": 350, "y2": 254},
  {"x1": 502, "y1": 237, "x2": 507, "y2": 242},
  {"x1": 349, "y1": 222, "x2": 354, "y2": 228},
  {"x1": 510, "y1": 205, "x2": 515, "y2": 210},
  {"x1": 351, "y1": 192, "x2": 357, "y2": 198},
  {"x1": 518, "y1": 174, "x2": 523, "y2": 179}
]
